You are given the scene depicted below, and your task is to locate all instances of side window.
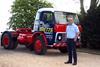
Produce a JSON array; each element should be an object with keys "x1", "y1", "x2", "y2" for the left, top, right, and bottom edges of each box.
[{"x1": 40, "y1": 12, "x2": 54, "y2": 24}]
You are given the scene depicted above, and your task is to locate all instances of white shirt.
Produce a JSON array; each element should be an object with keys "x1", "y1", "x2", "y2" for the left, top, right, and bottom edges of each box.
[{"x1": 66, "y1": 23, "x2": 79, "y2": 39}]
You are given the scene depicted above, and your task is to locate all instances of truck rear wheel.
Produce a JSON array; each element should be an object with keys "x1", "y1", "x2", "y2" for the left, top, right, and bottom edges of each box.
[
  {"x1": 33, "y1": 35, "x2": 47, "y2": 55},
  {"x1": 59, "y1": 48, "x2": 67, "y2": 53},
  {"x1": 1, "y1": 31, "x2": 18, "y2": 49}
]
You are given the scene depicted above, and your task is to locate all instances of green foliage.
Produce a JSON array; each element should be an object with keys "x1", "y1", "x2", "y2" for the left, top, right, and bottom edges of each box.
[{"x1": 8, "y1": 0, "x2": 53, "y2": 28}]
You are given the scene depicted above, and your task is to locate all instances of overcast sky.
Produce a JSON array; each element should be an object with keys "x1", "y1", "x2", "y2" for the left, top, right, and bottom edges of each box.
[{"x1": 0, "y1": 0, "x2": 90, "y2": 32}]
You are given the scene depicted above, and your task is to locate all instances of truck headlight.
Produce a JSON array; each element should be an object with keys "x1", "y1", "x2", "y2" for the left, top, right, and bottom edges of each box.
[
  {"x1": 58, "y1": 36, "x2": 62, "y2": 40},
  {"x1": 57, "y1": 34, "x2": 62, "y2": 41}
]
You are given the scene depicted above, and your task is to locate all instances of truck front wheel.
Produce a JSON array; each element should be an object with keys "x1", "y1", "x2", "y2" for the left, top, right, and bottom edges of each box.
[
  {"x1": 1, "y1": 31, "x2": 18, "y2": 49},
  {"x1": 33, "y1": 35, "x2": 47, "y2": 55}
]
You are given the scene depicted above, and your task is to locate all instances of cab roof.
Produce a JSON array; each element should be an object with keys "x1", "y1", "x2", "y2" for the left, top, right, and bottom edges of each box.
[{"x1": 37, "y1": 8, "x2": 77, "y2": 14}]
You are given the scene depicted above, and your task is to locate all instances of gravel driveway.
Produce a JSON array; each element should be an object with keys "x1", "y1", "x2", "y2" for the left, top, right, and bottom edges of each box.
[{"x1": 0, "y1": 46, "x2": 100, "y2": 67}]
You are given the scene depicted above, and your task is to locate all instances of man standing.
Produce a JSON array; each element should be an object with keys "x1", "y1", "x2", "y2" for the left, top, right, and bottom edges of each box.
[{"x1": 64, "y1": 16, "x2": 80, "y2": 65}]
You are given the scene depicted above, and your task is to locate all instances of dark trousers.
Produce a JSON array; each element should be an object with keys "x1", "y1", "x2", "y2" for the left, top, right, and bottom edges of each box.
[{"x1": 67, "y1": 39, "x2": 77, "y2": 63}]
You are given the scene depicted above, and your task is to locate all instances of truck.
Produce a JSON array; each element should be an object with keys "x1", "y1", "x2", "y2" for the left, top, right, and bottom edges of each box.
[{"x1": 1, "y1": 8, "x2": 82, "y2": 55}]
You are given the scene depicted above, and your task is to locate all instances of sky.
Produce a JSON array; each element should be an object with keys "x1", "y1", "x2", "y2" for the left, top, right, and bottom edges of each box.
[
  {"x1": 0, "y1": 0, "x2": 14, "y2": 32},
  {"x1": 0, "y1": 0, "x2": 91, "y2": 32}
]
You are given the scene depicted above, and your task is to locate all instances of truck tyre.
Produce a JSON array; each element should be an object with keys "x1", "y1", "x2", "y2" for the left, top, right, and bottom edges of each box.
[
  {"x1": 59, "y1": 48, "x2": 67, "y2": 53},
  {"x1": 33, "y1": 35, "x2": 47, "y2": 55},
  {"x1": 1, "y1": 31, "x2": 18, "y2": 49}
]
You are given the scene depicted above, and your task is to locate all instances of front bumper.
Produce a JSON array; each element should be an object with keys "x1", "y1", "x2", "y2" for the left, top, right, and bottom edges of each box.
[{"x1": 47, "y1": 41, "x2": 81, "y2": 49}]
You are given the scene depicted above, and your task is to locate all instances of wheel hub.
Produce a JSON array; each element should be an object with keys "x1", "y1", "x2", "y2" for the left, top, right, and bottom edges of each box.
[
  {"x1": 34, "y1": 40, "x2": 42, "y2": 53},
  {"x1": 3, "y1": 35, "x2": 9, "y2": 46}
]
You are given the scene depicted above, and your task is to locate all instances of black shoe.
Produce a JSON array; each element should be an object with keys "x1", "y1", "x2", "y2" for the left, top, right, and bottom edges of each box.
[
  {"x1": 72, "y1": 62, "x2": 77, "y2": 65},
  {"x1": 64, "y1": 61, "x2": 72, "y2": 64}
]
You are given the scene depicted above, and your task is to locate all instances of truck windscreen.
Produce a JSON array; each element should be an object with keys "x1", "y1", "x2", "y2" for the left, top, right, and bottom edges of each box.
[{"x1": 54, "y1": 11, "x2": 79, "y2": 24}]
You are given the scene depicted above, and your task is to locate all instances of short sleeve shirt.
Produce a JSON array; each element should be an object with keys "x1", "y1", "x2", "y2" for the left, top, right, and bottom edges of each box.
[{"x1": 66, "y1": 23, "x2": 79, "y2": 39}]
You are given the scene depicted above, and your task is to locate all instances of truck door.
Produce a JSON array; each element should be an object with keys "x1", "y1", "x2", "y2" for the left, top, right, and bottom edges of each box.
[{"x1": 39, "y1": 11, "x2": 55, "y2": 45}]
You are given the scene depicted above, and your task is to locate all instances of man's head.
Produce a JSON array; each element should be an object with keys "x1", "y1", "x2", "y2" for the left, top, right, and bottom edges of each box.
[{"x1": 67, "y1": 16, "x2": 74, "y2": 24}]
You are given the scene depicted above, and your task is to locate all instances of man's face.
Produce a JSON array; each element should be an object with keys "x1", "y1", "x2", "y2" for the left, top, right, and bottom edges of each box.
[{"x1": 67, "y1": 17, "x2": 74, "y2": 24}]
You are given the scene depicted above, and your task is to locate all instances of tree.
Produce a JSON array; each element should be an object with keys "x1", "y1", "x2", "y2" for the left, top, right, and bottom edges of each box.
[
  {"x1": 8, "y1": 0, "x2": 53, "y2": 29},
  {"x1": 88, "y1": 0, "x2": 99, "y2": 13},
  {"x1": 80, "y1": 0, "x2": 99, "y2": 19},
  {"x1": 80, "y1": 0, "x2": 86, "y2": 19},
  {"x1": 80, "y1": 0, "x2": 100, "y2": 48}
]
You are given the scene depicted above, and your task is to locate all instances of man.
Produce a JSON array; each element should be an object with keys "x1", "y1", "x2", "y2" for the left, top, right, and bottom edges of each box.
[{"x1": 64, "y1": 16, "x2": 80, "y2": 65}]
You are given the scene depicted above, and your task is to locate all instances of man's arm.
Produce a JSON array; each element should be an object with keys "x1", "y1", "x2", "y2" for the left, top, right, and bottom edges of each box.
[
  {"x1": 74, "y1": 26, "x2": 80, "y2": 42},
  {"x1": 74, "y1": 32, "x2": 80, "y2": 42}
]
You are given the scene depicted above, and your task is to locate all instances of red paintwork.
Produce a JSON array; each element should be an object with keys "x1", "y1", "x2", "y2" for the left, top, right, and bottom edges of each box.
[
  {"x1": 48, "y1": 41, "x2": 80, "y2": 48},
  {"x1": 9, "y1": 24, "x2": 82, "y2": 49},
  {"x1": 53, "y1": 42, "x2": 67, "y2": 48},
  {"x1": 16, "y1": 28, "x2": 47, "y2": 45},
  {"x1": 3, "y1": 24, "x2": 82, "y2": 50},
  {"x1": 52, "y1": 23, "x2": 82, "y2": 48},
  {"x1": 54, "y1": 24, "x2": 67, "y2": 32},
  {"x1": 3, "y1": 35, "x2": 9, "y2": 46},
  {"x1": 17, "y1": 33, "x2": 33, "y2": 44},
  {"x1": 34, "y1": 40, "x2": 42, "y2": 53},
  {"x1": 78, "y1": 24, "x2": 83, "y2": 32},
  {"x1": 54, "y1": 24, "x2": 83, "y2": 33},
  {"x1": 15, "y1": 28, "x2": 33, "y2": 45},
  {"x1": 16, "y1": 28, "x2": 32, "y2": 34},
  {"x1": 14, "y1": 25, "x2": 82, "y2": 46}
]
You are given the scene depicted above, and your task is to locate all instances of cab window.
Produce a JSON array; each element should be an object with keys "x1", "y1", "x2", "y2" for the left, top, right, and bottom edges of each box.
[{"x1": 40, "y1": 12, "x2": 54, "y2": 24}]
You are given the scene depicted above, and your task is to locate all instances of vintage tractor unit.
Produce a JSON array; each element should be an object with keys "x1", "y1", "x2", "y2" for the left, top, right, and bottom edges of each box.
[{"x1": 1, "y1": 8, "x2": 82, "y2": 55}]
